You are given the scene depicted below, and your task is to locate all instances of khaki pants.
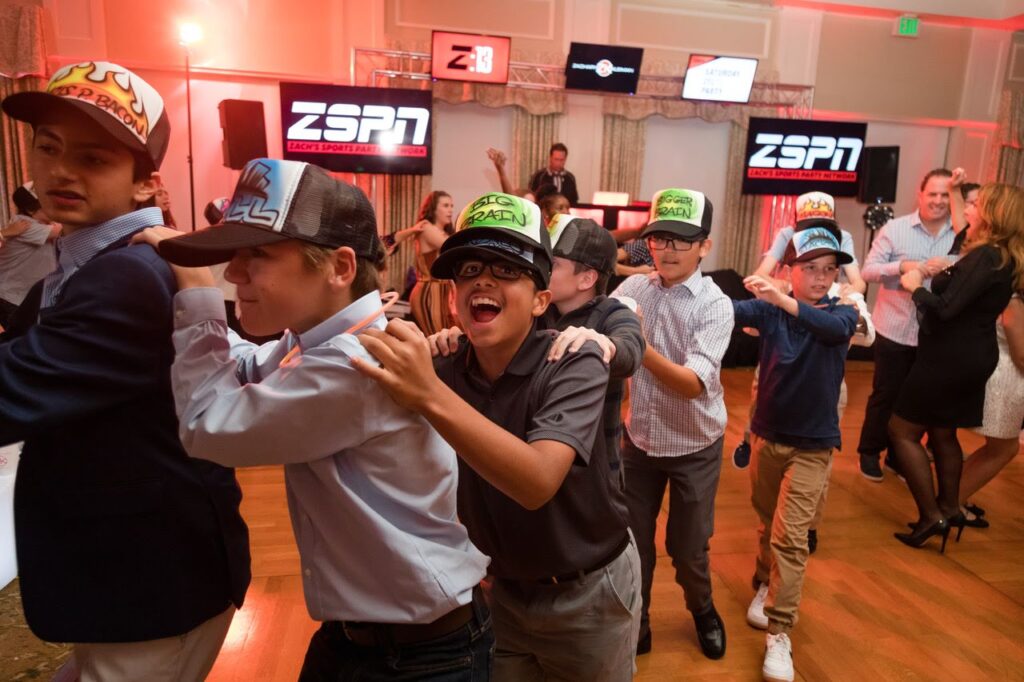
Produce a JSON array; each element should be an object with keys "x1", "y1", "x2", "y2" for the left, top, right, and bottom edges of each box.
[
  {"x1": 746, "y1": 371, "x2": 846, "y2": 529},
  {"x1": 74, "y1": 606, "x2": 235, "y2": 682},
  {"x1": 750, "y1": 438, "x2": 832, "y2": 634}
]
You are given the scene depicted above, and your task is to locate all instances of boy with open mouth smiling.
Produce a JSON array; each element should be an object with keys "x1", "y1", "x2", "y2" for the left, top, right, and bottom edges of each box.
[{"x1": 355, "y1": 192, "x2": 641, "y2": 682}]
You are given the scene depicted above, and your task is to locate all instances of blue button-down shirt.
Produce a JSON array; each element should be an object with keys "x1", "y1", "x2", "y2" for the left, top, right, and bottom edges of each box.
[
  {"x1": 861, "y1": 210, "x2": 955, "y2": 347},
  {"x1": 41, "y1": 207, "x2": 164, "y2": 308},
  {"x1": 171, "y1": 288, "x2": 489, "y2": 623}
]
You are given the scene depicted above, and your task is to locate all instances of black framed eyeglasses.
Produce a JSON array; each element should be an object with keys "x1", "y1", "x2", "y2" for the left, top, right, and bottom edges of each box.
[
  {"x1": 453, "y1": 259, "x2": 531, "y2": 282},
  {"x1": 646, "y1": 235, "x2": 701, "y2": 251}
]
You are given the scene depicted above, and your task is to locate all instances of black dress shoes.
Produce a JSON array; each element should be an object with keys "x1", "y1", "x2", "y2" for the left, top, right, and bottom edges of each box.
[
  {"x1": 636, "y1": 627, "x2": 652, "y2": 655},
  {"x1": 693, "y1": 604, "x2": 726, "y2": 659}
]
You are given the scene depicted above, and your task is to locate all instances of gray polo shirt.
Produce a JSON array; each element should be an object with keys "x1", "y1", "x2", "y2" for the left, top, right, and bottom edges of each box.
[
  {"x1": 435, "y1": 325, "x2": 631, "y2": 581},
  {"x1": 0, "y1": 216, "x2": 56, "y2": 305}
]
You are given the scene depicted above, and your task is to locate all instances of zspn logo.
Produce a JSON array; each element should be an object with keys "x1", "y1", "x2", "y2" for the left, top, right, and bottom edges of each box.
[
  {"x1": 286, "y1": 101, "x2": 429, "y2": 156},
  {"x1": 748, "y1": 134, "x2": 863, "y2": 173}
]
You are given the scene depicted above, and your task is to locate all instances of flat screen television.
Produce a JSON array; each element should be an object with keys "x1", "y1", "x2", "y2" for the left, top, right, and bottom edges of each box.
[
  {"x1": 280, "y1": 82, "x2": 432, "y2": 175},
  {"x1": 564, "y1": 42, "x2": 643, "y2": 94},
  {"x1": 681, "y1": 54, "x2": 758, "y2": 103},
  {"x1": 431, "y1": 31, "x2": 511, "y2": 84},
  {"x1": 741, "y1": 117, "x2": 868, "y2": 196}
]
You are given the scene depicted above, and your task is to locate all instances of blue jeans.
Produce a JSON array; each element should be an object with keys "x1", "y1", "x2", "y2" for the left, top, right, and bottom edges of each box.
[{"x1": 298, "y1": 595, "x2": 494, "y2": 681}]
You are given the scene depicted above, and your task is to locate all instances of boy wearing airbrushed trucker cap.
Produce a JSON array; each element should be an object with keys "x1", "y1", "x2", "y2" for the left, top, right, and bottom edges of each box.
[
  {"x1": 732, "y1": 226, "x2": 857, "y2": 682},
  {"x1": 0, "y1": 62, "x2": 251, "y2": 681},
  {"x1": 138, "y1": 158, "x2": 494, "y2": 681},
  {"x1": 354, "y1": 192, "x2": 642, "y2": 682},
  {"x1": 611, "y1": 188, "x2": 734, "y2": 661}
]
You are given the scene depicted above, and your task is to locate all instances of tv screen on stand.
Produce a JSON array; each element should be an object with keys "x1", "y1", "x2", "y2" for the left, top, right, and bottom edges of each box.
[
  {"x1": 564, "y1": 42, "x2": 643, "y2": 94},
  {"x1": 431, "y1": 31, "x2": 511, "y2": 84},
  {"x1": 681, "y1": 54, "x2": 758, "y2": 103}
]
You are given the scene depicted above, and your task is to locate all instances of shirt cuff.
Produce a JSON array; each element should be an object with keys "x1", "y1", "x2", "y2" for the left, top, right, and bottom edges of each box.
[
  {"x1": 173, "y1": 287, "x2": 227, "y2": 328},
  {"x1": 882, "y1": 261, "x2": 903, "y2": 277}
]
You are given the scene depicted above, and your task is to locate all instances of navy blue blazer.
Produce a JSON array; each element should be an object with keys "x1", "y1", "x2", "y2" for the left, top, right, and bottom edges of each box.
[{"x1": 0, "y1": 237, "x2": 251, "y2": 643}]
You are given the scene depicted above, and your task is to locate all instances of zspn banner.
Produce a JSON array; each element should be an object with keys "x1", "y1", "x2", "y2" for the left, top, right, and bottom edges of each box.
[
  {"x1": 741, "y1": 117, "x2": 867, "y2": 197},
  {"x1": 280, "y1": 82, "x2": 432, "y2": 175}
]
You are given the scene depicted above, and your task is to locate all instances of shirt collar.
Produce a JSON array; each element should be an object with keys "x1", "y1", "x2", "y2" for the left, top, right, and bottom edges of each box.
[
  {"x1": 253, "y1": 290, "x2": 386, "y2": 379},
  {"x1": 555, "y1": 295, "x2": 603, "y2": 323},
  {"x1": 910, "y1": 209, "x2": 952, "y2": 235},
  {"x1": 460, "y1": 321, "x2": 552, "y2": 383},
  {"x1": 651, "y1": 267, "x2": 704, "y2": 294},
  {"x1": 57, "y1": 207, "x2": 164, "y2": 270},
  {"x1": 295, "y1": 290, "x2": 386, "y2": 350}
]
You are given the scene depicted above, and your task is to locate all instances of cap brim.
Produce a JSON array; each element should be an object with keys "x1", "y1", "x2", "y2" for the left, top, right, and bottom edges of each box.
[
  {"x1": 159, "y1": 223, "x2": 291, "y2": 266},
  {"x1": 431, "y1": 244, "x2": 549, "y2": 287},
  {"x1": 641, "y1": 220, "x2": 707, "y2": 240},
  {"x1": 787, "y1": 248, "x2": 854, "y2": 266},
  {"x1": 795, "y1": 217, "x2": 839, "y2": 232},
  {"x1": 3, "y1": 92, "x2": 149, "y2": 161}
]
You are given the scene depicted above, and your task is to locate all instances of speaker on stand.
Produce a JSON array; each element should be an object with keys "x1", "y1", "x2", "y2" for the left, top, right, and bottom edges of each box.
[
  {"x1": 853, "y1": 146, "x2": 899, "y2": 339},
  {"x1": 218, "y1": 99, "x2": 268, "y2": 170},
  {"x1": 857, "y1": 146, "x2": 899, "y2": 253}
]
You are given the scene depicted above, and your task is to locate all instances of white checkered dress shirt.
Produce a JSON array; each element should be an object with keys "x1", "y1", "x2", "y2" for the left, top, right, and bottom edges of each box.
[
  {"x1": 613, "y1": 269, "x2": 734, "y2": 457},
  {"x1": 861, "y1": 210, "x2": 956, "y2": 347}
]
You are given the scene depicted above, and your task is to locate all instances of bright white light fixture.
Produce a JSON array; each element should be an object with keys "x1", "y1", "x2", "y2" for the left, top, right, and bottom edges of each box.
[{"x1": 179, "y1": 22, "x2": 203, "y2": 47}]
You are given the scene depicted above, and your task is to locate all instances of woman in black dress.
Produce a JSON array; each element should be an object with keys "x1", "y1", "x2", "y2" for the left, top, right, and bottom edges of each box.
[{"x1": 889, "y1": 183, "x2": 1024, "y2": 551}]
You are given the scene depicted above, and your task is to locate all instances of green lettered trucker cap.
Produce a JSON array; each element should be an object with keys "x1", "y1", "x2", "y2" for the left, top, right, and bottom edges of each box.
[
  {"x1": 432, "y1": 192, "x2": 552, "y2": 287},
  {"x1": 640, "y1": 188, "x2": 713, "y2": 240}
]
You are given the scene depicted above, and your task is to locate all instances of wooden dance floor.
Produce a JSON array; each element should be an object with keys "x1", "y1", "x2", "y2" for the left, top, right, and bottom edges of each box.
[{"x1": 203, "y1": 361, "x2": 1024, "y2": 681}]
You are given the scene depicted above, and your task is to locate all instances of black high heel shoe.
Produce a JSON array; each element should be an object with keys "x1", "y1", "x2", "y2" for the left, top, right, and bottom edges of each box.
[
  {"x1": 894, "y1": 518, "x2": 951, "y2": 553},
  {"x1": 961, "y1": 506, "x2": 990, "y2": 529},
  {"x1": 946, "y1": 512, "x2": 968, "y2": 542},
  {"x1": 964, "y1": 502, "x2": 986, "y2": 518}
]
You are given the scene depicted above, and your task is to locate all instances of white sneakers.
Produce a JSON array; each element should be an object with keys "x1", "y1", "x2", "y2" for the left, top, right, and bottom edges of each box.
[
  {"x1": 763, "y1": 632, "x2": 794, "y2": 682},
  {"x1": 747, "y1": 583, "x2": 769, "y2": 629}
]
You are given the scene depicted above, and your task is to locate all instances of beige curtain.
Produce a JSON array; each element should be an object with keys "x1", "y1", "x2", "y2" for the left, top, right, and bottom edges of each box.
[
  {"x1": 0, "y1": 78, "x2": 42, "y2": 226},
  {"x1": 717, "y1": 120, "x2": 764, "y2": 275},
  {"x1": 432, "y1": 81, "x2": 565, "y2": 116},
  {"x1": 512, "y1": 108, "x2": 561, "y2": 196},
  {"x1": 0, "y1": 2, "x2": 47, "y2": 225},
  {"x1": 379, "y1": 174, "x2": 429, "y2": 293},
  {"x1": 994, "y1": 90, "x2": 1024, "y2": 185},
  {"x1": 599, "y1": 115, "x2": 646, "y2": 200}
]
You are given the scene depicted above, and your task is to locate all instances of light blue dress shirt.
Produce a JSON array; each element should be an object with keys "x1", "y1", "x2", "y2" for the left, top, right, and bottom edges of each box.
[
  {"x1": 861, "y1": 210, "x2": 956, "y2": 347},
  {"x1": 170, "y1": 288, "x2": 489, "y2": 623},
  {"x1": 41, "y1": 207, "x2": 163, "y2": 308}
]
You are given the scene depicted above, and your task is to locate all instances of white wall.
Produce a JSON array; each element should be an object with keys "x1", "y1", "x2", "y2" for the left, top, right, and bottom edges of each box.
[
  {"x1": 639, "y1": 116, "x2": 731, "y2": 271},
  {"x1": 432, "y1": 101, "x2": 515, "y2": 215}
]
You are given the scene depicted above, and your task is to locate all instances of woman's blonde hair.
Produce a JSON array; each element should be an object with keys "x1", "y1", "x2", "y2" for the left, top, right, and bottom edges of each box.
[{"x1": 971, "y1": 183, "x2": 1024, "y2": 290}]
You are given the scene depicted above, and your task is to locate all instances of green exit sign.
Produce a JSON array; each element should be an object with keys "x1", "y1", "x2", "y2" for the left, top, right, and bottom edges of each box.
[{"x1": 896, "y1": 15, "x2": 920, "y2": 37}]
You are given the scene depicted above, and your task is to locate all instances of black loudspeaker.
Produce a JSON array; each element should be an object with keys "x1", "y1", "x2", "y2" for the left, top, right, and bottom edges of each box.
[
  {"x1": 218, "y1": 99, "x2": 268, "y2": 170},
  {"x1": 857, "y1": 146, "x2": 899, "y2": 203}
]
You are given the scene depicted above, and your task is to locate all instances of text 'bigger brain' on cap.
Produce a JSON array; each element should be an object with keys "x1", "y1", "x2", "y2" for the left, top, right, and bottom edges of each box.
[{"x1": 659, "y1": 195, "x2": 696, "y2": 219}]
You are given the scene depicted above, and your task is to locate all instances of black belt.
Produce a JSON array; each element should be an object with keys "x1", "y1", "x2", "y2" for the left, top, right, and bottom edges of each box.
[
  {"x1": 328, "y1": 600, "x2": 475, "y2": 648},
  {"x1": 535, "y1": 535, "x2": 631, "y2": 585}
]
